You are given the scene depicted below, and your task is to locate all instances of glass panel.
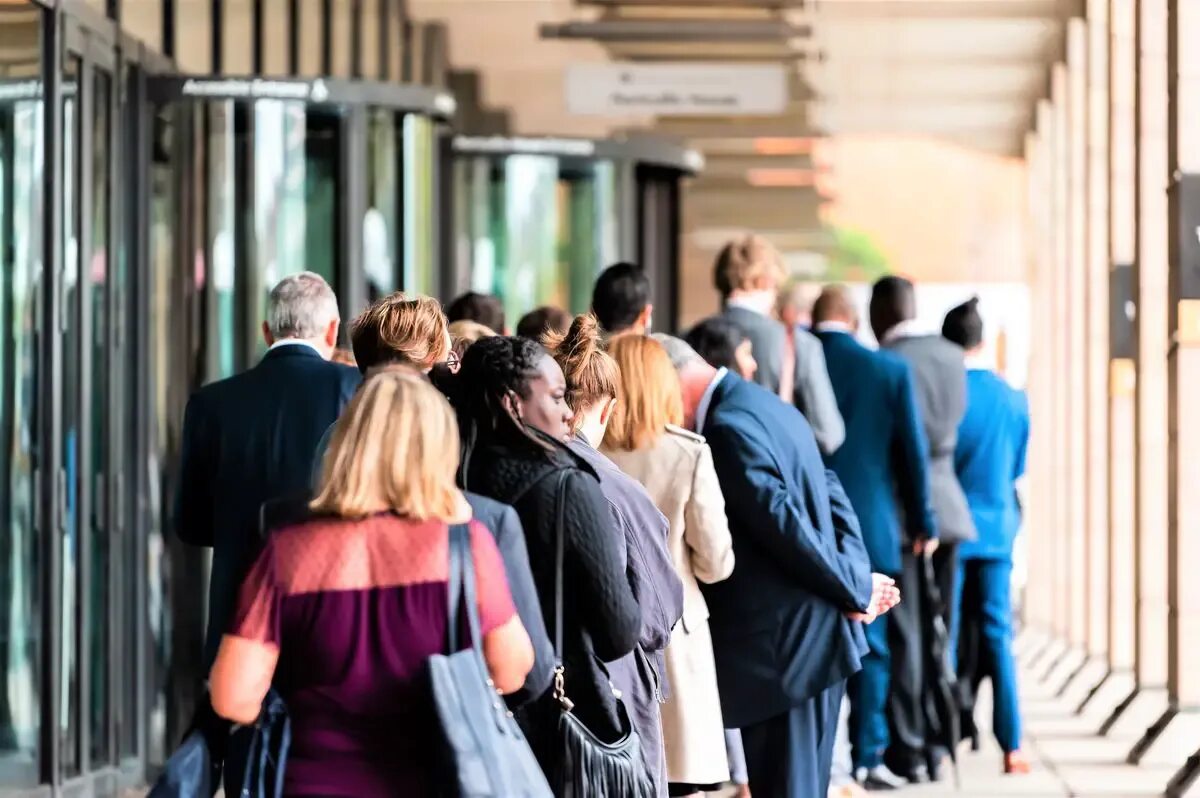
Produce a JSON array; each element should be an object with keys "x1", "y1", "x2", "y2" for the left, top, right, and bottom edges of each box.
[
  {"x1": 364, "y1": 109, "x2": 398, "y2": 304},
  {"x1": 500, "y1": 155, "x2": 557, "y2": 324},
  {"x1": 60, "y1": 52, "x2": 82, "y2": 779},
  {"x1": 207, "y1": 101, "x2": 238, "y2": 380},
  {"x1": 401, "y1": 114, "x2": 435, "y2": 295},
  {"x1": 87, "y1": 68, "x2": 111, "y2": 766},
  {"x1": 558, "y1": 162, "x2": 618, "y2": 314},
  {"x1": 0, "y1": 58, "x2": 43, "y2": 777}
]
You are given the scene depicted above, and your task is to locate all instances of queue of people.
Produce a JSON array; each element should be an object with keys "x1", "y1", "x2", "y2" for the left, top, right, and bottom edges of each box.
[{"x1": 174, "y1": 234, "x2": 1030, "y2": 798}]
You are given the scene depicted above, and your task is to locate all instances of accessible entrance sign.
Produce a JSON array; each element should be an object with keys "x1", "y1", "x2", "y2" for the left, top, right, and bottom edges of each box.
[{"x1": 566, "y1": 63, "x2": 787, "y2": 116}]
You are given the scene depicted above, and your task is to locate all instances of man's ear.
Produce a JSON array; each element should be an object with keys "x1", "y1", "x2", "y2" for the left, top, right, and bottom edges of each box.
[
  {"x1": 639, "y1": 303, "x2": 654, "y2": 331},
  {"x1": 261, "y1": 321, "x2": 274, "y2": 347},
  {"x1": 324, "y1": 319, "x2": 340, "y2": 349}
]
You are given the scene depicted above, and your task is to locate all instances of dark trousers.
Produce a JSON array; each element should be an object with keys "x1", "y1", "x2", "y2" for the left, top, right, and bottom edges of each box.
[{"x1": 741, "y1": 681, "x2": 845, "y2": 798}]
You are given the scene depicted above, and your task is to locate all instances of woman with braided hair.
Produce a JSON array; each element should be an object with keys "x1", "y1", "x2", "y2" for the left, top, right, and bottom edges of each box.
[{"x1": 437, "y1": 335, "x2": 643, "y2": 777}]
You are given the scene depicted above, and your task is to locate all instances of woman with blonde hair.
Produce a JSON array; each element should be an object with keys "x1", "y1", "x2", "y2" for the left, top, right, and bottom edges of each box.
[
  {"x1": 602, "y1": 334, "x2": 736, "y2": 797},
  {"x1": 210, "y1": 367, "x2": 534, "y2": 796}
]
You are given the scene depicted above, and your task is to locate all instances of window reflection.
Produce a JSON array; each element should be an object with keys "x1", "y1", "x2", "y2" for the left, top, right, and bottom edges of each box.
[
  {"x1": 0, "y1": 92, "x2": 42, "y2": 769},
  {"x1": 364, "y1": 110, "x2": 398, "y2": 304},
  {"x1": 402, "y1": 114, "x2": 435, "y2": 296}
]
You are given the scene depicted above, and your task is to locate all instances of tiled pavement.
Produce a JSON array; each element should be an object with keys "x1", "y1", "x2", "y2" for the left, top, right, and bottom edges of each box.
[{"x1": 873, "y1": 628, "x2": 1181, "y2": 798}]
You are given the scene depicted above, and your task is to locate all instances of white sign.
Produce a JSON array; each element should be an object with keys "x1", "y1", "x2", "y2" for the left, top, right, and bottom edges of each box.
[
  {"x1": 181, "y1": 78, "x2": 328, "y2": 102},
  {"x1": 566, "y1": 63, "x2": 787, "y2": 117}
]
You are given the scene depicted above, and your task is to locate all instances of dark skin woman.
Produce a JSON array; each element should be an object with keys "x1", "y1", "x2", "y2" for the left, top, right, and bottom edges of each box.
[{"x1": 436, "y1": 336, "x2": 641, "y2": 761}]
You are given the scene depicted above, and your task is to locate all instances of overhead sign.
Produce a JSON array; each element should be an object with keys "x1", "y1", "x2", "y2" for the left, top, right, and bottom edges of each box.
[
  {"x1": 565, "y1": 63, "x2": 787, "y2": 117},
  {"x1": 180, "y1": 78, "x2": 330, "y2": 102}
]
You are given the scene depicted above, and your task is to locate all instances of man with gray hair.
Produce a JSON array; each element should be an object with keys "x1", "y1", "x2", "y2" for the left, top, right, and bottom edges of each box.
[
  {"x1": 651, "y1": 332, "x2": 897, "y2": 798},
  {"x1": 176, "y1": 271, "x2": 359, "y2": 793}
]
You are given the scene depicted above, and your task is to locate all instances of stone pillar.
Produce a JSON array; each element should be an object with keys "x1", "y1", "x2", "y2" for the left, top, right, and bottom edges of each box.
[
  {"x1": 1133, "y1": 0, "x2": 1170, "y2": 696},
  {"x1": 1107, "y1": 0, "x2": 1138, "y2": 682},
  {"x1": 1067, "y1": 20, "x2": 1090, "y2": 653},
  {"x1": 1166, "y1": 0, "x2": 1200, "y2": 714},
  {"x1": 1051, "y1": 68, "x2": 1074, "y2": 643},
  {"x1": 1086, "y1": 1, "x2": 1112, "y2": 667}
]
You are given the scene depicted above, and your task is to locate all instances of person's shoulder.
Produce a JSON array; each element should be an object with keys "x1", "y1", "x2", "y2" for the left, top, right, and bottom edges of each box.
[{"x1": 663, "y1": 423, "x2": 705, "y2": 446}]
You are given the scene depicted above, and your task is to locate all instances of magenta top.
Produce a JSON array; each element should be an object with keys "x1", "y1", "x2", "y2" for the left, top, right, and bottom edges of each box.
[{"x1": 227, "y1": 514, "x2": 516, "y2": 796}]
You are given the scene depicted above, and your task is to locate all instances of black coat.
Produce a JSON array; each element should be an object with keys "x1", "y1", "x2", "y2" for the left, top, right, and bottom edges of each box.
[
  {"x1": 463, "y1": 437, "x2": 641, "y2": 743},
  {"x1": 175, "y1": 344, "x2": 360, "y2": 665}
]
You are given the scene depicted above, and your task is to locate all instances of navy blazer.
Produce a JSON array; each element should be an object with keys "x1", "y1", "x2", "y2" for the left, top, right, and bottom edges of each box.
[
  {"x1": 699, "y1": 373, "x2": 873, "y2": 728},
  {"x1": 817, "y1": 330, "x2": 936, "y2": 574},
  {"x1": 176, "y1": 344, "x2": 361, "y2": 664}
]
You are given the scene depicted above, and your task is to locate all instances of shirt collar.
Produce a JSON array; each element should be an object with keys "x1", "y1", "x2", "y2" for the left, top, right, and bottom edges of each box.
[
  {"x1": 814, "y1": 321, "x2": 854, "y2": 334},
  {"x1": 695, "y1": 367, "x2": 728, "y2": 435},
  {"x1": 269, "y1": 338, "x2": 323, "y2": 356},
  {"x1": 964, "y1": 351, "x2": 992, "y2": 371},
  {"x1": 881, "y1": 318, "x2": 925, "y2": 345}
]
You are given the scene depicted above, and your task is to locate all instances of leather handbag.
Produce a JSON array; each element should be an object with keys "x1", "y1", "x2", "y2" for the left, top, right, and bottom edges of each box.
[
  {"x1": 544, "y1": 473, "x2": 655, "y2": 798},
  {"x1": 428, "y1": 524, "x2": 552, "y2": 797},
  {"x1": 239, "y1": 688, "x2": 291, "y2": 798}
]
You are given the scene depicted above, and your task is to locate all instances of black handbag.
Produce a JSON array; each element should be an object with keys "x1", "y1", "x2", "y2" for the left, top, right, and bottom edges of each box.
[
  {"x1": 544, "y1": 473, "x2": 655, "y2": 798},
  {"x1": 429, "y1": 523, "x2": 552, "y2": 797},
  {"x1": 239, "y1": 688, "x2": 291, "y2": 798}
]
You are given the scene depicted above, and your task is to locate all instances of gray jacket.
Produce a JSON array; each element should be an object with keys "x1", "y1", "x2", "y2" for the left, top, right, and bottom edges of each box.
[
  {"x1": 719, "y1": 306, "x2": 846, "y2": 454},
  {"x1": 883, "y1": 333, "x2": 976, "y2": 544}
]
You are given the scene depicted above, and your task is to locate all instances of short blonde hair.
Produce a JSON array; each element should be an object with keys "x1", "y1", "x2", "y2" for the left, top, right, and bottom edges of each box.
[
  {"x1": 604, "y1": 335, "x2": 684, "y2": 451},
  {"x1": 449, "y1": 319, "x2": 497, "y2": 358},
  {"x1": 311, "y1": 367, "x2": 461, "y2": 520},
  {"x1": 713, "y1": 234, "x2": 786, "y2": 297},
  {"x1": 350, "y1": 292, "x2": 450, "y2": 373}
]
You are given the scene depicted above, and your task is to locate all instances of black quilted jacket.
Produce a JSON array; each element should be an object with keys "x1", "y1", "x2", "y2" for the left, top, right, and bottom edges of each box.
[{"x1": 463, "y1": 436, "x2": 641, "y2": 743}]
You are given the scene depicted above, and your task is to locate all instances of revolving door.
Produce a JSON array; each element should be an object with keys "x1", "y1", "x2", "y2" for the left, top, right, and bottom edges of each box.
[{"x1": 146, "y1": 77, "x2": 453, "y2": 371}]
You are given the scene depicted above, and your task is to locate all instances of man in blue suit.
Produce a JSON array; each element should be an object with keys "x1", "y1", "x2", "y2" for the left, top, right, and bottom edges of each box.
[
  {"x1": 177, "y1": 272, "x2": 361, "y2": 793},
  {"x1": 812, "y1": 285, "x2": 937, "y2": 789},
  {"x1": 654, "y1": 331, "x2": 897, "y2": 798}
]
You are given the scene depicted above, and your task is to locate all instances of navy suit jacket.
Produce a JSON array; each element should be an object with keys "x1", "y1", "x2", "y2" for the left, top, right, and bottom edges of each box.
[
  {"x1": 699, "y1": 373, "x2": 873, "y2": 728},
  {"x1": 817, "y1": 330, "x2": 936, "y2": 574},
  {"x1": 176, "y1": 344, "x2": 361, "y2": 664}
]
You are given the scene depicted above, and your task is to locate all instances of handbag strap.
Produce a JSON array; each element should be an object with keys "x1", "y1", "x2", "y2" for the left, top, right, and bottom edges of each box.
[
  {"x1": 550, "y1": 471, "x2": 575, "y2": 710},
  {"x1": 445, "y1": 523, "x2": 482, "y2": 654}
]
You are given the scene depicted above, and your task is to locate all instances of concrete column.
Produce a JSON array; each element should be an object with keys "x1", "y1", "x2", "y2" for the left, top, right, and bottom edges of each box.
[
  {"x1": 1166, "y1": 0, "x2": 1200, "y2": 713},
  {"x1": 1107, "y1": 0, "x2": 1138, "y2": 680},
  {"x1": 1067, "y1": 21, "x2": 1090, "y2": 653},
  {"x1": 1085, "y1": 2, "x2": 1112, "y2": 667},
  {"x1": 1133, "y1": 0, "x2": 1170, "y2": 695},
  {"x1": 1051, "y1": 69, "x2": 1073, "y2": 643}
]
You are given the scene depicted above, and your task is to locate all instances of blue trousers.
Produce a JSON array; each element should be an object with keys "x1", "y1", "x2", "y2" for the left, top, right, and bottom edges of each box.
[
  {"x1": 955, "y1": 558, "x2": 1022, "y2": 752},
  {"x1": 849, "y1": 611, "x2": 890, "y2": 769},
  {"x1": 741, "y1": 681, "x2": 845, "y2": 798}
]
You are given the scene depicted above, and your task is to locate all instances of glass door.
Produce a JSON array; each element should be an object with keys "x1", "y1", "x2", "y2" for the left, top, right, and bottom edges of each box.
[
  {"x1": 58, "y1": 14, "x2": 136, "y2": 792},
  {"x1": 0, "y1": 4, "x2": 44, "y2": 788}
]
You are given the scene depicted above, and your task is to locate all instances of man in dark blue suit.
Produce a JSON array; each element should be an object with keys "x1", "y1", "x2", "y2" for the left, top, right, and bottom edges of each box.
[
  {"x1": 176, "y1": 272, "x2": 360, "y2": 792},
  {"x1": 812, "y1": 285, "x2": 937, "y2": 789},
  {"x1": 177, "y1": 272, "x2": 361, "y2": 666},
  {"x1": 654, "y1": 331, "x2": 896, "y2": 798}
]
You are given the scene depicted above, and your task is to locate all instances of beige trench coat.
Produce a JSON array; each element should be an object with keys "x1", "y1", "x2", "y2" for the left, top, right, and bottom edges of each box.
[{"x1": 604, "y1": 425, "x2": 735, "y2": 786}]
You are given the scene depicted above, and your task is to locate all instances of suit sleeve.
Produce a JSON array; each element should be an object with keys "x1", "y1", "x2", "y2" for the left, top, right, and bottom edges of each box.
[
  {"x1": 624, "y1": 505, "x2": 683, "y2": 655},
  {"x1": 891, "y1": 363, "x2": 937, "y2": 540},
  {"x1": 705, "y1": 418, "x2": 873, "y2": 613},
  {"x1": 490, "y1": 507, "x2": 554, "y2": 705},
  {"x1": 684, "y1": 444, "x2": 735, "y2": 584},
  {"x1": 564, "y1": 472, "x2": 641, "y2": 662},
  {"x1": 824, "y1": 469, "x2": 873, "y2": 608},
  {"x1": 175, "y1": 394, "x2": 214, "y2": 547},
  {"x1": 793, "y1": 333, "x2": 846, "y2": 455},
  {"x1": 751, "y1": 325, "x2": 784, "y2": 394}
]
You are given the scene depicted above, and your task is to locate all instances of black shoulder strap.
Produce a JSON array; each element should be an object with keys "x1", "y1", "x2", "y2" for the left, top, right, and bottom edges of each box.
[{"x1": 553, "y1": 471, "x2": 570, "y2": 664}]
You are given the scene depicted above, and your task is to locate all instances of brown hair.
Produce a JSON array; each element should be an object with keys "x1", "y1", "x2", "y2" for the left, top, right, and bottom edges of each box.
[
  {"x1": 311, "y1": 366, "x2": 462, "y2": 520},
  {"x1": 713, "y1": 234, "x2": 786, "y2": 297},
  {"x1": 517, "y1": 306, "x2": 571, "y2": 341},
  {"x1": 603, "y1": 335, "x2": 684, "y2": 451},
  {"x1": 811, "y1": 284, "x2": 857, "y2": 326},
  {"x1": 350, "y1": 292, "x2": 450, "y2": 375},
  {"x1": 543, "y1": 314, "x2": 620, "y2": 432}
]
